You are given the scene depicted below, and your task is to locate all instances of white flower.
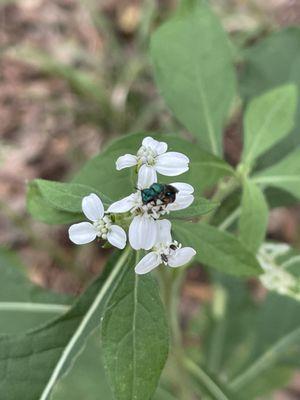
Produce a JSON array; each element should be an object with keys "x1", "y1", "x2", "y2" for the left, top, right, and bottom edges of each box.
[
  {"x1": 107, "y1": 183, "x2": 194, "y2": 250},
  {"x1": 68, "y1": 193, "x2": 126, "y2": 249},
  {"x1": 258, "y1": 242, "x2": 299, "y2": 298},
  {"x1": 116, "y1": 136, "x2": 189, "y2": 188},
  {"x1": 135, "y1": 220, "x2": 196, "y2": 274}
]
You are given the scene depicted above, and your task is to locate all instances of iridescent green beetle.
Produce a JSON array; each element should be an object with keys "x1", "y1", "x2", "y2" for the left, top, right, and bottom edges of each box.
[{"x1": 141, "y1": 183, "x2": 178, "y2": 206}]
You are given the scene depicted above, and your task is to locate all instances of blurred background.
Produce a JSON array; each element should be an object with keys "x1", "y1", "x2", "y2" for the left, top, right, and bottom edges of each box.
[{"x1": 1, "y1": 1, "x2": 300, "y2": 398}]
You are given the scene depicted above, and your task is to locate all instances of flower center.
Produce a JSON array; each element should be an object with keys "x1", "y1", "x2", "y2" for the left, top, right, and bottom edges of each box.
[
  {"x1": 155, "y1": 241, "x2": 181, "y2": 265},
  {"x1": 137, "y1": 145, "x2": 157, "y2": 166},
  {"x1": 93, "y1": 216, "x2": 112, "y2": 240},
  {"x1": 130, "y1": 191, "x2": 169, "y2": 220}
]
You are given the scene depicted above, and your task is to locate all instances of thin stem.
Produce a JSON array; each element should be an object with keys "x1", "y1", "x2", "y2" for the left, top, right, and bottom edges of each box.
[
  {"x1": 0, "y1": 302, "x2": 70, "y2": 313},
  {"x1": 218, "y1": 207, "x2": 241, "y2": 231},
  {"x1": 184, "y1": 358, "x2": 231, "y2": 400},
  {"x1": 230, "y1": 326, "x2": 300, "y2": 392},
  {"x1": 207, "y1": 285, "x2": 228, "y2": 374}
]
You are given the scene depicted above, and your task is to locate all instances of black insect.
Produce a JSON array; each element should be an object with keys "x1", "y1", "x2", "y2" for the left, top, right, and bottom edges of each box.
[
  {"x1": 141, "y1": 183, "x2": 178, "y2": 206},
  {"x1": 161, "y1": 254, "x2": 168, "y2": 263}
]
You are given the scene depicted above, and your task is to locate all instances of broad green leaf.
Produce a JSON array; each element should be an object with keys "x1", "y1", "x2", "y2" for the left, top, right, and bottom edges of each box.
[
  {"x1": 198, "y1": 273, "x2": 296, "y2": 399},
  {"x1": 170, "y1": 197, "x2": 219, "y2": 219},
  {"x1": 242, "y1": 84, "x2": 297, "y2": 165},
  {"x1": 51, "y1": 330, "x2": 113, "y2": 400},
  {"x1": 27, "y1": 179, "x2": 112, "y2": 224},
  {"x1": 150, "y1": 1, "x2": 236, "y2": 155},
  {"x1": 0, "y1": 249, "x2": 131, "y2": 400},
  {"x1": 230, "y1": 293, "x2": 300, "y2": 395},
  {"x1": 239, "y1": 180, "x2": 268, "y2": 253},
  {"x1": 51, "y1": 329, "x2": 176, "y2": 400},
  {"x1": 240, "y1": 28, "x2": 300, "y2": 168},
  {"x1": 0, "y1": 247, "x2": 71, "y2": 334},
  {"x1": 27, "y1": 182, "x2": 81, "y2": 225},
  {"x1": 73, "y1": 132, "x2": 233, "y2": 199},
  {"x1": 173, "y1": 221, "x2": 262, "y2": 276},
  {"x1": 101, "y1": 255, "x2": 169, "y2": 400},
  {"x1": 253, "y1": 147, "x2": 300, "y2": 199}
]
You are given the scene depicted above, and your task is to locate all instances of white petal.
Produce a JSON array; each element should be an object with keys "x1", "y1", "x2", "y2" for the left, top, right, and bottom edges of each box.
[
  {"x1": 107, "y1": 194, "x2": 136, "y2": 213},
  {"x1": 82, "y1": 193, "x2": 104, "y2": 222},
  {"x1": 138, "y1": 164, "x2": 157, "y2": 189},
  {"x1": 129, "y1": 215, "x2": 157, "y2": 250},
  {"x1": 171, "y1": 182, "x2": 194, "y2": 195},
  {"x1": 116, "y1": 154, "x2": 137, "y2": 170},
  {"x1": 156, "y1": 219, "x2": 172, "y2": 243},
  {"x1": 107, "y1": 225, "x2": 127, "y2": 249},
  {"x1": 167, "y1": 194, "x2": 194, "y2": 211},
  {"x1": 135, "y1": 252, "x2": 161, "y2": 275},
  {"x1": 142, "y1": 137, "x2": 167, "y2": 154},
  {"x1": 68, "y1": 222, "x2": 97, "y2": 245},
  {"x1": 155, "y1": 152, "x2": 189, "y2": 176},
  {"x1": 168, "y1": 247, "x2": 196, "y2": 268}
]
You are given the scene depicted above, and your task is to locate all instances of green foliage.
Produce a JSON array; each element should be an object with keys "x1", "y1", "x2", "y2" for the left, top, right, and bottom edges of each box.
[
  {"x1": 242, "y1": 84, "x2": 297, "y2": 166},
  {"x1": 239, "y1": 180, "x2": 268, "y2": 253},
  {"x1": 51, "y1": 330, "x2": 113, "y2": 400},
  {"x1": 170, "y1": 197, "x2": 219, "y2": 219},
  {"x1": 240, "y1": 28, "x2": 300, "y2": 168},
  {"x1": 0, "y1": 247, "x2": 71, "y2": 334},
  {"x1": 101, "y1": 254, "x2": 169, "y2": 400},
  {"x1": 73, "y1": 132, "x2": 233, "y2": 198},
  {"x1": 27, "y1": 179, "x2": 111, "y2": 225},
  {"x1": 173, "y1": 221, "x2": 262, "y2": 276},
  {"x1": 0, "y1": 250, "x2": 131, "y2": 400},
  {"x1": 151, "y1": 0, "x2": 236, "y2": 155},
  {"x1": 194, "y1": 273, "x2": 300, "y2": 399},
  {"x1": 254, "y1": 147, "x2": 300, "y2": 199}
]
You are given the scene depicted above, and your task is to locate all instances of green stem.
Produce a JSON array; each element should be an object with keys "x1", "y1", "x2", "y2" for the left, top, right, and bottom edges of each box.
[
  {"x1": 207, "y1": 285, "x2": 228, "y2": 374},
  {"x1": 184, "y1": 358, "x2": 231, "y2": 400},
  {"x1": 230, "y1": 326, "x2": 300, "y2": 392}
]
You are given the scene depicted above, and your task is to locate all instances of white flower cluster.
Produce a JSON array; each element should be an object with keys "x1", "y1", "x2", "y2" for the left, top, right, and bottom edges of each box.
[
  {"x1": 69, "y1": 136, "x2": 196, "y2": 274},
  {"x1": 258, "y1": 243, "x2": 300, "y2": 300}
]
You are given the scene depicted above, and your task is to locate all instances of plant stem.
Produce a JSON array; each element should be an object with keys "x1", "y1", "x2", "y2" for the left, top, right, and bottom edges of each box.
[{"x1": 184, "y1": 357, "x2": 231, "y2": 400}]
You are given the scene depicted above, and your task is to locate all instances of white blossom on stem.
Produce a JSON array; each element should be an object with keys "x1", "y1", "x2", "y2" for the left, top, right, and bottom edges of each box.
[
  {"x1": 134, "y1": 220, "x2": 196, "y2": 274},
  {"x1": 68, "y1": 193, "x2": 127, "y2": 249},
  {"x1": 107, "y1": 183, "x2": 194, "y2": 250},
  {"x1": 116, "y1": 136, "x2": 189, "y2": 188}
]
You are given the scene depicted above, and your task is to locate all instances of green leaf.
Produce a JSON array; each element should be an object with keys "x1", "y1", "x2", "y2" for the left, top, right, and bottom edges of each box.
[
  {"x1": 253, "y1": 147, "x2": 300, "y2": 199},
  {"x1": 230, "y1": 293, "x2": 300, "y2": 394},
  {"x1": 73, "y1": 132, "x2": 233, "y2": 199},
  {"x1": 240, "y1": 28, "x2": 300, "y2": 168},
  {"x1": 27, "y1": 180, "x2": 111, "y2": 224},
  {"x1": 173, "y1": 221, "x2": 262, "y2": 276},
  {"x1": 242, "y1": 84, "x2": 297, "y2": 165},
  {"x1": 150, "y1": 1, "x2": 236, "y2": 155},
  {"x1": 239, "y1": 180, "x2": 268, "y2": 253},
  {"x1": 170, "y1": 197, "x2": 219, "y2": 219},
  {"x1": 0, "y1": 247, "x2": 71, "y2": 334},
  {"x1": 51, "y1": 330, "x2": 113, "y2": 400},
  {"x1": 101, "y1": 254, "x2": 169, "y2": 400},
  {"x1": 199, "y1": 273, "x2": 296, "y2": 399},
  {"x1": 0, "y1": 249, "x2": 131, "y2": 400}
]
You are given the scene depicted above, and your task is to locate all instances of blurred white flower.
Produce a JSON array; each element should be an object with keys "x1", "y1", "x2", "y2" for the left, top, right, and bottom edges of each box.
[
  {"x1": 116, "y1": 136, "x2": 189, "y2": 188},
  {"x1": 258, "y1": 242, "x2": 300, "y2": 300},
  {"x1": 68, "y1": 193, "x2": 126, "y2": 249},
  {"x1": 135, "y1": 220, "x2": 196, "y2": 274},
  {"x1": 107, "y1": 183, "x2": 194, "y2": 250}
]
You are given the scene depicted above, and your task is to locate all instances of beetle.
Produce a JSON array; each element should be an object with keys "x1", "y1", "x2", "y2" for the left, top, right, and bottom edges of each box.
[{"x1": 141, "y1": 183, "x2": 178, "y2": 206}]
